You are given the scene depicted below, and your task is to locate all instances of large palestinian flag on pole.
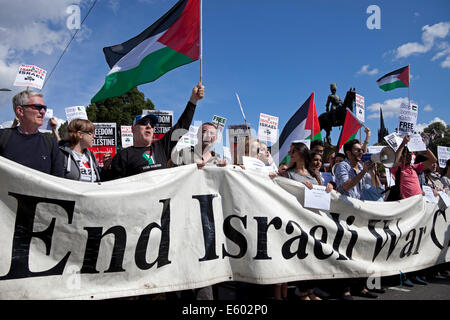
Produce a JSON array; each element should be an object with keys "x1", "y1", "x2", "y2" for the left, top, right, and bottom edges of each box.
[
  {"x1": 92, "y1": 0, "x2": 200, "y2": 103},
  {"x1": 271, "y1": 93, "x2": 321, "y2": 165},
  {"x1": 376, "y1": 65, "x2": 409, "y2": 92},
  {"x1": 336, "y1": 108, "x2": 363, "y2": 153}
]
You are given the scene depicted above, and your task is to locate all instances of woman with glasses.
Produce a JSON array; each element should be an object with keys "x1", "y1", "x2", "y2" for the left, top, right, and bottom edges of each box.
[{"x1": 58, "y1": 119, "x2": 101, "y2": 182}]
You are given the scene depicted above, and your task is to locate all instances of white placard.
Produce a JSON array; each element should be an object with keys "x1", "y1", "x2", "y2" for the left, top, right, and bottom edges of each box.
[
  {"x1": 212, "y1": 115, "x2": 227, "y2": 131},
  {"x1": 223, "y1": 146, "x2": 232, "y2": 163},
  {"x1": 367, "y1": 146, "x2": 385, "y2": 154},
  {"x1": 437, "y1": 146, "x2": 450, "y2": 169},
  {"x1": 355, "y1": 94, "x2": 365, "y2": 123},
  {"x1": 258, "y1": 113, "x2": 279, "y2": 143},
  {"x1": 13, "y1": 64, "x2": 47, "y2": 90},
  {"x1": 65, "y1": 106, "x2": 88, "y2": 122},
  {"x1": 398, "y1": 103, "x2": 418, "y2": 135},
  {"x1": 121, "y1": 125, "x2": 133, "y2": 148},
  {"x1": 384, "y1": 132, "x2": 403, "y2": 152},
  {"x1": 175, "y1": 125, "x2": 198, "y2": 151},
  {"x1": 439, "y1": 191, "x2": 450, "y2": 208},
  {"x1": 423, "y1": 185, "x2": 438, "y2": 203},
  {"x1": 38, "y1": 108, "x2": 54, "y2": 131},
  {"x1": 304, "y1": 185, "x2": 331, "y2": 210},
  {"x1": 407, "y1": 133, "x2": 427, "y2": 152}
]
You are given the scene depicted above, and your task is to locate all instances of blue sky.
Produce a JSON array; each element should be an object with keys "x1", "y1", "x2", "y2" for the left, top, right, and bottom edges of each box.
[{"x1": 0, "y1": 0, "x2": 449, "y2": 148}]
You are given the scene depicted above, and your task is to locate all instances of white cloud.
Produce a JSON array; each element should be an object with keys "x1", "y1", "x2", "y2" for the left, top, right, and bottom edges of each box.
[
  {"x1": 356, "y1": 64, "x2": 378, "y2": 76},
  {"x1": 395, "y1": 22, "x2": 450, "y2": 60},
  {"x1": 423, "y1": 105, "x2": 433, "y2": 112},
  {"x1": 415, "y1": 117, "x2": 447, "y2": 133},
  {"x1": 367, "y1": 97, "x2": 413, "y2": 119}
]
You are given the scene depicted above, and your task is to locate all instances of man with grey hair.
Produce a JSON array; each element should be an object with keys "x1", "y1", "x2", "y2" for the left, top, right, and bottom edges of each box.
[
  {"x1": 0, "y1": 90, "x2": 63, "y2": 176},
  {"x1": 171, "y1": 122, "x2": 226, "y2": 169}
]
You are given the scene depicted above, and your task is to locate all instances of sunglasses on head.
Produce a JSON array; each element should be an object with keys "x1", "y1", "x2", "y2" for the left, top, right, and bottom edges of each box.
[{"x1": 22, "y1": 104, "x2": 47, "y2": 112}]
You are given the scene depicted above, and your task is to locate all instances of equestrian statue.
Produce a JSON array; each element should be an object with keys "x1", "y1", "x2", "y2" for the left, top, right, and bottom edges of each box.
[{"x1": 319, "y1": 83, "x2": 356, "y2": 145}]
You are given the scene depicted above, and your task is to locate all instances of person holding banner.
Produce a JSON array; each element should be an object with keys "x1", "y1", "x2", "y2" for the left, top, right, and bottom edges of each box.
[
  {"x1": 58, "y1": 119, "x2": 101, "y2": 182},
  {"x1": 101, "y1": 83, "x2": 204, "y2": 180},
  {"x1": 0, "y1": 90, "x2": 63, "y2": 177},
  {"x1": 171, "y1": 122, "x2": 225, "y2": 169}
]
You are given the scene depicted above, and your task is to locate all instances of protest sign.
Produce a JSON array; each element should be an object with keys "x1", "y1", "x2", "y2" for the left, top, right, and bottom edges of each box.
[
  {"x1": 228, "y1": 124, "x2": 251, "y2": 164},
  {"x1": 90, "y1": 123, "x2": 117, "y2": 167},
  {"x1": 120, "y1": 126, "x2": 133, "y2": 148},
  {"x1": 398, "y1": 103, "x2": 418, "y2": 135},
  {"x1": 212, "y1": 115, "x2": 227, "y2": 131},
  {"x1": 437, "y1": 146, "x2": 450, "y2": 168},
  {"x1": 367, "y1": 146, "x2": 385, "y2": 154},
  {"x1": 384, "y1": 132, "x2": 403, "y2": 152},
  {"x1": 13, "y1": 64, "x2": 47, "y2": 90},
  {"x1": 355, "y1": 94, "x2": 365, "y2": 123},
  {"x1": 258, "y1": 113, "x2": 279, "y2": 143},
  {"x1": 175, "y1": 125, "x2": 198, "y2": 151},
  {"x1": 0, "y1": 158, "x2": 448, "y2": 300},
  {"x1": 407, "y1": 133, "x2": 427, "y2": 152},
  {"x1": 142, "y1": 109, "x2": 173, "y2": 142},
  {"x1": 38, "y1": 108, "x2": 54, "y2": 132},
  {"x1": 65, "y1": 106, "x2": 88, "y2": 122},
  {"x1": 304, "y1": 185, "x2": 331, "y2": 210},
  {"x1": 423, "y1": 186, "x2": 438, "y2": 203}
]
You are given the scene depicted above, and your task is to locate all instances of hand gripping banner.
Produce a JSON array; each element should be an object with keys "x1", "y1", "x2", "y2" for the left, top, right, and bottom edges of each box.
[{"x1": 0, "y1": 156, "x2": 449, "y2": 299}]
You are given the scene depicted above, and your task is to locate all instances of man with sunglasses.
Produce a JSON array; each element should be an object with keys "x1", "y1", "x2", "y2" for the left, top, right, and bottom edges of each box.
[
  {"x1": 0, "y1": 90, "x2": 63, "y2": 177},
  {"x1": 334, "y1": 139, "x2": 374, "y2": 199},
  {"x1": 101, "y1": 83, "x2": 205, "y2": 180}
]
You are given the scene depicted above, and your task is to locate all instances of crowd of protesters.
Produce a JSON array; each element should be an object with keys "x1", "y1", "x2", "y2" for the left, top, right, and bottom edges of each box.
[{"x1": 0, "y1": 86, "x2": 449, "y2": 301}]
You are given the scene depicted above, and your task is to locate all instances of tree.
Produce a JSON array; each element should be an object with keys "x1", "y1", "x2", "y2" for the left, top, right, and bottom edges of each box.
[
  {"x1": 56, "y1": 87, "x2": 155, "y2": 147},
  {"x1": 86, "y1": 87, "x2": 155, "y2": 127},
  {"x1": 423, "y1": 121, "x2": 450, "y2": 157}
]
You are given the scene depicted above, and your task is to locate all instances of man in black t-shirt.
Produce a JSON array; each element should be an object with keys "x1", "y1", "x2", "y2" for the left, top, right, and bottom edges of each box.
[
  {"x1": 101, "y1": 83, "x2": 205, "y2": 180},
  {"x1": 0, "y1": 90, "x2": 63, "y2": 177}
]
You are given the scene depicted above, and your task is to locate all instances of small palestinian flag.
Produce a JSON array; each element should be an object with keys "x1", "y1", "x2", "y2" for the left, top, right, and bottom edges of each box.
[
  {"x1": 376, "y1": 66, "x2": 409, "y2": 92},
  {"x1": 92, "y1": 0, "x2": 200, "y2": 103},
  {"x1": 271, "y1": 93, "x2": 321, "y2": 165},
  {"x1": 336, "y1": 109, "x2": 363, "y2": 153}
]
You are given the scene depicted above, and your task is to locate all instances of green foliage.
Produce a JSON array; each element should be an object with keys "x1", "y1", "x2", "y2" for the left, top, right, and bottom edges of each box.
[
  {"x1": 58, "y1": 121, "x2": 68, "y2": 140},
  {"x1": 423, "y1": 121, "x2": 450, "y2": 156},
  {"x1": 86, "y1": 87, "x2": 155, "y2": 148},
  {"x1": 86, "y1": 87, "x2": 154, "y2": 127}
]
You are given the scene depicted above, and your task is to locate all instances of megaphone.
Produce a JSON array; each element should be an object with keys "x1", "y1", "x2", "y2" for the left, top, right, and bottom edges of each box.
[
  {"x1": 361, "y1": 146, "x2": 396, "y2": 168},
  {"x1": 331, "y1": 163, "x2": 338, "y2": 176}
]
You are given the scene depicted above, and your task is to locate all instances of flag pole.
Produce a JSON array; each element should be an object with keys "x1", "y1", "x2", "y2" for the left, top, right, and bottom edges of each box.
[
  {"x1": 312, "y1": 92, "x2": 315, "y2": 142},
  {"x1": 199, "y1": 0, "x2": 203, "y2": 83},
  {"x1": 408, "y1": 64, "x2": 411, "y2": 110}
]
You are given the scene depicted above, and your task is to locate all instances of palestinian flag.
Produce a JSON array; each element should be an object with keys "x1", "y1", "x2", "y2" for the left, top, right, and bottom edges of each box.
[
  {"x1": 271, "y1": 93, "x2": 322, "y2": 165},
  {"x1": 376, "y1": 66, "x2": 409, "y2": 92},
  {"x1": 92, "y1": 0, "x2": 200, "y2": 103},
  {"x1": 336, "y1": 109, "x2": 363, "y2": 153}
]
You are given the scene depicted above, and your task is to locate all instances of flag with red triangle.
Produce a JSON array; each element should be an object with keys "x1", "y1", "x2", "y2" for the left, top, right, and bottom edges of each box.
[
  {"x1": 376, "y1": 65, "x2": 409, "y2": 92},
  {"x1": 271, "y1": 92, "x2": 322, "y2": 165},
  {"x1": 92, "y1": 0, "x2": 200, "y2": 102},
  {"x1": 336, "y1": 109, "x2": 363, "y2": 153}
]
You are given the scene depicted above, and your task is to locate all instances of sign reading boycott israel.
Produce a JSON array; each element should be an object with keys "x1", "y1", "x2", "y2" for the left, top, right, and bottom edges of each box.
[{"x1": 0, "y1": 156, "x2": 449, "y2": 300}]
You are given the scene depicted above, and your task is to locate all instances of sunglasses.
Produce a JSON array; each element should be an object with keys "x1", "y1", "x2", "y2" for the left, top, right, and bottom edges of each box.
[
  {"x1": 22, "y1": 104, "x2": 47, "y2": 112},
  {"x1": 137, "y1": 118, "x2": 155, "y2": 126},
  {"x1": 352, "y1": 148, "x2": 363, "y2": 153}
]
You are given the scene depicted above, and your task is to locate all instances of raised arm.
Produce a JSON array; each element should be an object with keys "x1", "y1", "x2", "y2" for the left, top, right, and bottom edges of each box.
[{"x1": 392, "y1": 135, "x2": 410, "y2": 170}]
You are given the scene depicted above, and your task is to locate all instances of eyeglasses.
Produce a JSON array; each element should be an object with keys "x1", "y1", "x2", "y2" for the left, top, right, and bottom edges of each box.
[
  {"x1": 22, "y1": 104, "x2": 47, "y2": 112},
  {"x1": 80, "y1": 131, "x2": 94, "y2": 136},
  {"x1": 352, "y1": 148, "x2": 363, "y2": 153},
  {"x1": 136, "y1": 118, "x2": 155, "y2": 126}
]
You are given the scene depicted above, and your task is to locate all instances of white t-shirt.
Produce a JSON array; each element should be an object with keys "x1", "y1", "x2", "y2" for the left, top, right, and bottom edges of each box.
[{"x1": 71, "y1": 150, "x2": 97, "y2": 182}]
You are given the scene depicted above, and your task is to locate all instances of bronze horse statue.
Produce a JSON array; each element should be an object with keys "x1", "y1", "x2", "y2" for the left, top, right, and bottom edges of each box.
[{"x1": 319, "y1": 88, "x2": 356, "y2": 145}]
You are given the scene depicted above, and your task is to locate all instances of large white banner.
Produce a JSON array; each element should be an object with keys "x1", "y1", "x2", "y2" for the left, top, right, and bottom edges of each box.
[{"x1": 0, "y1": 157, "x2": 449, "y2": 300}]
